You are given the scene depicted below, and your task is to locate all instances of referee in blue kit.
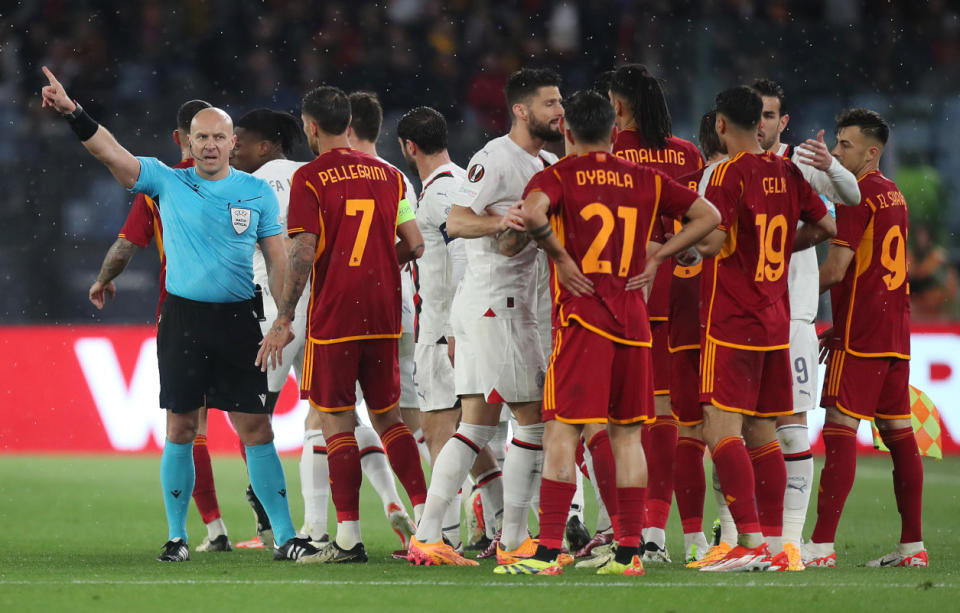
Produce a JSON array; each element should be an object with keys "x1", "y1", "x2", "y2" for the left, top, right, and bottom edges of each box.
[{"x1": 41, "y1": 67, "x2": 322, "y2": 563}]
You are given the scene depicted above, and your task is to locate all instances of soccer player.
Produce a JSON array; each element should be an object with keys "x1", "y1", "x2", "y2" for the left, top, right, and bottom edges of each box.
[
  {"x1": 668, "y1": 110, "x2": 728, "y2": 566},
  {"x1": 41, "y1": 66, "x2": 319, "y2": 562},
  {"x1": 397, "y1": 106, "x2": 504, "y2": 552},
  {"x1": 347, "y1": 92, "x2": 427, "y2": 458},
  {"x1": 493, "y1": 90, "x2": 721, "y2": 576},
  {"x1": 407, "y1": 68, "x2": 563, "y2": 566},
  {"x1": 752, "y1": 79, "x2": 861, "y2": 561},
  {"x1": 805, "y1": 109, "x2": 926, "y2": 568},
  {"x1": 608, "y1": 63, "x2": 704, "y2": 563},
  {"x1": 89, "y1": 99, "x2": 235, "y2": 554},
  {"x1": 258, "y1": 85, "x2": 426, "y2": 564},
  {"x1": 695, "y1": 86, "x2": 836, "y2": 572}
]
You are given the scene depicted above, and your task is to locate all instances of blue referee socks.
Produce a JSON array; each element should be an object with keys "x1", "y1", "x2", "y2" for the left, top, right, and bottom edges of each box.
[
  {"x1": 160, "y1": 440, "x2": 195, "y2": 542},
  {"x1": 245, "y1": 442, "x2": 296, "y2": 546}
]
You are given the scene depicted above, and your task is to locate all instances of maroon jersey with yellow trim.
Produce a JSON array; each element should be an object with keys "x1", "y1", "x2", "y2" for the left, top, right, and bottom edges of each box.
[
  {"x1": 523, "y1": 151, "x2": 698, "y2": 345},
  {"x1": 287, "y1": 148, "x2": 406, "y2": 343},
  {"x1": 668, "y1": 168, "x2": 707, "y2": 351},
  {"x1": 613, "y1": 131, "x2": 704, "y2": 320},
  {"x1": 702, "y1": 152, "x2": 827, "y2": 350},
  {"x1": 827, "y1": 171, "x2": 910, "y2": 358},
  {"x1": 118, "y1": 158, "x2": 194, "y2": 319}
]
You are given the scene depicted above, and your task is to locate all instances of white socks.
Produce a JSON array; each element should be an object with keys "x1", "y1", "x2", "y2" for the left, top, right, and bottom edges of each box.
[
  {"x1": 777, "y1": 424, "x2": 813, "y2": 548},
  {"x1": 500, "y1": 423, "x2": 544, "y2": 551},
  {"x1": 299, "y1": 429, "x2": 329, "y2": 538},
  {"x1": 644, "y1": 527, "x2": 666, "y2": 549},
  {"x1": 474, "y1": 465, "x2": 504, "y2": 539},
  {"x1": 713, "y1": 468, "x2": 738, "y2": 545},
  {"x1": 584, "y1": 444, "x2": 611, "y2": 533},
  {"x1": 568, "y1": 469, "x2": 585, "y2": 521},
  {"x1": 355, "y1": 423, "x2": 403, "y2": 517},
  {"x1": 336, "y1": 520, "x2": 362, "y2": 550},
  {"x1": 415, "y1": 423, "x2": 497, "y2": 543},
  {"x1": 442, "y1": 491, "x2": 462, "y2": 549},
  {"x1": 206, "y1": 517, "x2": 227, "y2": 539}
]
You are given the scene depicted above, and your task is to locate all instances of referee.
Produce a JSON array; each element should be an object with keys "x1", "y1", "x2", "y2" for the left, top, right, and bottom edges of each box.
[{"x1": 40, "y1": 67, "x2": 321, "y2": 562}]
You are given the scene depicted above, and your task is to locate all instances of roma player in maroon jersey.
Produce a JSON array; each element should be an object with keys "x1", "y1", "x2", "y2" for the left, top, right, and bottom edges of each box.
[
  {"x1": 494, "y1": 90, "x2": 720, "y2": 576},
  {"x1": 805, "y1": 109, "x2": 926, "y2": 569},
  {"x1": 668, "y1": 110, "x2": 729, "y2": 566},
  {"x1": 696, "y1": 87, "x2": 835, "y2": 572},
  {"x1": 258, "y1": 85, "x2": 427, "y2": 564},
  {"x1": 608, "y1": 64, "x2": 704, "y2": 562}
]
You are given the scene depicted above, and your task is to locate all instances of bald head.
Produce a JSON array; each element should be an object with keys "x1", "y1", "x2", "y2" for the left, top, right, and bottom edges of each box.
[{"x1": 188, "y1": 107, "x2": 237, "y2": 180}]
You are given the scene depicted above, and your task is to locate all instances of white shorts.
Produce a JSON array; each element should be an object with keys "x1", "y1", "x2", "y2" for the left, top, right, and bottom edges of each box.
[
  {"x1": 399, "y1": 332, "x2": 418, "y2": 408},
  {"x1": 259, "y1": 295, "x2": 308, "y2": 393},
  {"x1": 453, "y1": 313, "x2": 545, "y2": 404},
  {"x1": 789, "y1": 320, "x2": 818, "y2": 413},
  {"x1": 414, "y1": 341, "x2": 458, "y2": 412}
]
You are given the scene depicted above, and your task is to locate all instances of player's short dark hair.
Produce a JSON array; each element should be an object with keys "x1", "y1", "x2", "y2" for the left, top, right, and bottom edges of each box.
[
  {"x1": 715, "y1": 86, "x2": 763, "y2": 130},
  {"x1": 301, "y1": 85, "x2": 351, "y2": 135},
  {"x1": 563, "y1": 90, "x2": 615, "y2": 144},
  {"x1": 835, "y1": 108, "x2": 890, "y2": 145},
  {"x1": 752, "y1": 78, "x2": 787, "y2": 116},
  {"x1": 236, "y1": 109, "x2": 304, "y2": 157},
  {"x1": 348, "y1": 91, "x2": 383, "y2": 142},
  {"x1": 592, "y1": 70, "x2": 615, "y2": 96},
  {"x1": 698, "y1": 109, "x2": 724, "y2": 160},
  {"x1": 177, "y1": 99, "x2": 212, "y2": 133},
  {"x1": 504, "y1": 68, "x2": 561, "y2": 109},
  {"x1": 396, "y1": 107, "x2": 447, "y2": 155},
  {"x1": 608, "y1": 63, "x2": 672, "y2": 149}
]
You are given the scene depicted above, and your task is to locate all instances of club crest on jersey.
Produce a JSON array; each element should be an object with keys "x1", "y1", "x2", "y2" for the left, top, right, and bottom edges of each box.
[
  {"x1": 468, "y1": 164, "x2": 485, "y2": 183},
  {"x1": 231, "y1": 208, "x2": 251, "y2": 234}
]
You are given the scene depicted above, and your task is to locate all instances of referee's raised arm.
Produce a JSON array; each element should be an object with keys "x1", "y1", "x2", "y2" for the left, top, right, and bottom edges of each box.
[{"x1": 40, "y1": 66, "x2": 141, "y2": 188}]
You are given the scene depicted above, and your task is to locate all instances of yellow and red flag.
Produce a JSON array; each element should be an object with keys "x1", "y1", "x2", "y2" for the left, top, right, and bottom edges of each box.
[{"x1": 872, "y1": 384, "x2": 943, "y2": 459}]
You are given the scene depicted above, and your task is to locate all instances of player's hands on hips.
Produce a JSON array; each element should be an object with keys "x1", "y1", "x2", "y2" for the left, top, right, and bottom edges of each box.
[
  {"x1": 89, "y1": 280, "x2": 116, "y2": 310},
  {"x1": 796, "y1": 130, "x2": 833, "y2": 171},
  {"x1": 817, "y1": 325, "x2": 834, "y2": 363},
  {"x1": 40, "y1": 66, "x2": 77, "y2": 114},
  {"x1": 555, "y1": 254, "x2": 594, "y2": 297},
  {"x1": 625, "y1": 256, "x2": 661, "y2": 301},
  {"x1": 256, "y1": 318, "x2": 295, "y2": 372},
  {"x1": 675, "y1": 245, "x2": 702, "y2": 267}
]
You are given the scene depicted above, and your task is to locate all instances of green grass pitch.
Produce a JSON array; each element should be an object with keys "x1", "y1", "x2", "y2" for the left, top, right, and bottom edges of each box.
[{"x1": 0, "y1": 455, "x2": 957, "y2": 612}]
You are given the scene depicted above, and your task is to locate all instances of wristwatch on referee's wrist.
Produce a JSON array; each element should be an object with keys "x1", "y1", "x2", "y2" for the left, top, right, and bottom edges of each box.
[{"x1": 61, "y1": 101, "x2": 83, "y2": 120}]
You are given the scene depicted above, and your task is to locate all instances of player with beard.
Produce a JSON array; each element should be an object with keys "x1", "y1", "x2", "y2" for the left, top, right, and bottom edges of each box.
[
  {"x1": 748, "y1": 78, "x2": 861, "y2": 568},
  {"x1": 608, "y1": 63, "x2": 703, "y2": 563},
  {"x1": 408, "y1": 68, "x2": 564, "y2": 566},
  {"x1": 258, "y1": 85, "x2": 427, "y2": 564}
]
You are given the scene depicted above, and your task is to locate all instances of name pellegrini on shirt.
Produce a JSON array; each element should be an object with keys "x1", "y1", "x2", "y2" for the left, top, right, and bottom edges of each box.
[{"x1": 315, "y1": 163, "x2": 389, "y2": 186}]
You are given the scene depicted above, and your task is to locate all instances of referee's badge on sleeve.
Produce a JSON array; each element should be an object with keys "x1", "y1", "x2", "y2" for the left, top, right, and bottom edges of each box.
[{"x1": 231, "y1": 208, "x2": 251, "y2": 234}]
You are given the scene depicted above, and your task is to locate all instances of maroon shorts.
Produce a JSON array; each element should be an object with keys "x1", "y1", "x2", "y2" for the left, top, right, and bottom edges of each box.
[
  {"x1": 699, "y1": 338, "x2": 792, "y2": 417},
  {"x1": 543, "y1": 324, "x2": 654, "y2": 425},
  {"x1": 651, "y1": 320, "x2": 671, "y2": 396},
  {"x1": 300, "y1": 337, "x2": 400, "y2": 414},
  {"x1": 821, "y1": 350, "x2": 910, "y2": 421},
  {"x1": 670, "y1": 348, "x2": 702, "y2": 425}
]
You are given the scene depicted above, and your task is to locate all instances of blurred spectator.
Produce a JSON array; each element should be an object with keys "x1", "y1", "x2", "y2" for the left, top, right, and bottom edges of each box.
[{"x1": 908, "y1": 224, "x2": 959, "y2": 321}]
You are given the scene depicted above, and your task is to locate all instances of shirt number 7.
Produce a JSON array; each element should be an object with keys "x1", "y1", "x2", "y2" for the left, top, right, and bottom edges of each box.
[{"x1": 346, "y1": 199, "x2": 374, "y2": 267}]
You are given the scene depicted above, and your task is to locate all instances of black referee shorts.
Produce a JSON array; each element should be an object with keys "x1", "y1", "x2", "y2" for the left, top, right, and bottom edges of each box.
[{"x1": 157, "y1": 294, "x2": 268, "y2": 414}]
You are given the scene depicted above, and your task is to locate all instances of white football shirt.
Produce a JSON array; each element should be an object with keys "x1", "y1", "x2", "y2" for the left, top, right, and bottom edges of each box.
[
  {"x1": 454, "y1": 135, "x2": 558, "y2": 320},
  {"x1": 415, "y1": 162, "x2": 467, "y2": 342},
  {"x1": 252, "y1": 158, "x2": 307, "y2": 304}
]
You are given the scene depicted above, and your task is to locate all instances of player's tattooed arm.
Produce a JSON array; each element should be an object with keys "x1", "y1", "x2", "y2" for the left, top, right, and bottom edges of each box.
[
  {"x1": 89, "y1": 237, "x2": 140, "y2": 309},
  {"x1": 256, "y1": 232, "x2": 314, "y2": 371},
  {"x1": 496, "y1": 228, "x2": 531, "y2": 257}
]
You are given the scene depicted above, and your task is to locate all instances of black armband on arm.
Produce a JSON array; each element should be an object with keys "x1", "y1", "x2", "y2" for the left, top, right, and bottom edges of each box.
[
  {"x1": 528, "y1": 221, "x2": 553, "y2": 240},
  {"x1": 62, "y1": 103, "x2": 100, "y2": 141}
]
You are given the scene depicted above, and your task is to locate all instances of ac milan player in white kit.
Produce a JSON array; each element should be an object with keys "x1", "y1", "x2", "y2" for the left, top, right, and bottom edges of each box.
[{"x1": 408, "y1": 68, "x2": 564, "y2": 566}]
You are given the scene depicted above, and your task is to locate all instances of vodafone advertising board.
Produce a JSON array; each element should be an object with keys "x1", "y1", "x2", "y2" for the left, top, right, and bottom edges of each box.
[{"x1": 1, "y1": 325, "x2": 958, "y2": 454}]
